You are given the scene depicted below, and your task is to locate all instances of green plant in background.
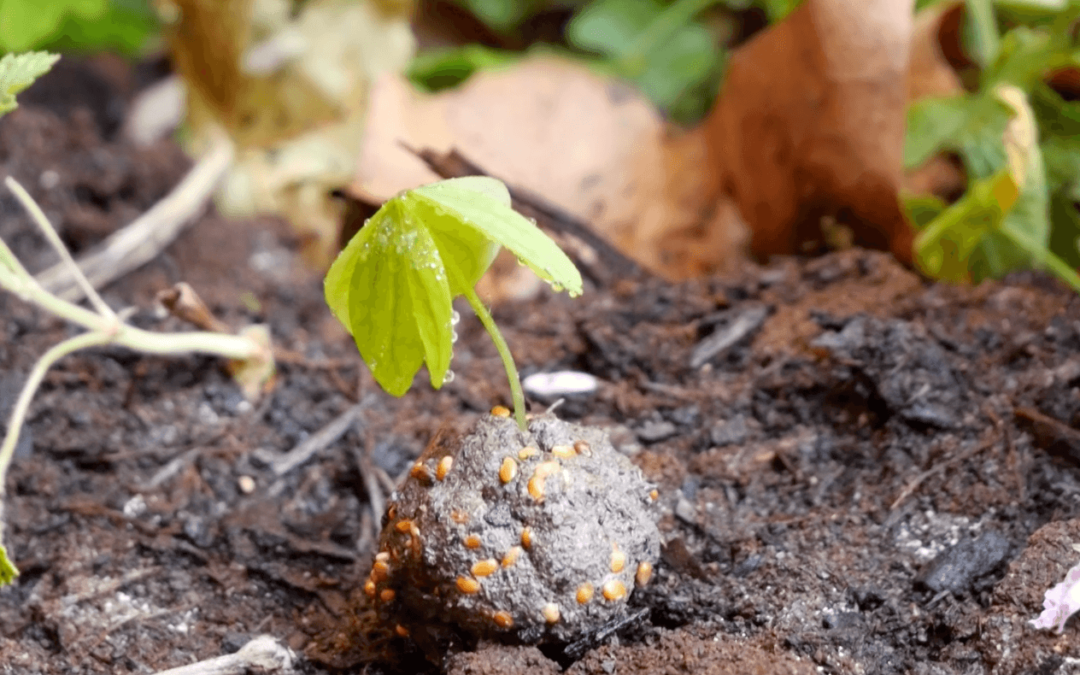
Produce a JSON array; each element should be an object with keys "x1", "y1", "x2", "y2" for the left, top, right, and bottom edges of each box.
[
  {"x1": 0, "y1": 0, "x2": 157, "y2": 56},
  {"x1": 903, "y1": 0, "x2": 1080, "y2": 292},
  {"x1": 324, "y1": 177, "x2": 582, "y2": 432},
  {"x1": 566, "y1": 0, "x2": 724, "y2": 121},
  {"x1": 415, "y1": 0, "x2": 801, "y2": 122}
]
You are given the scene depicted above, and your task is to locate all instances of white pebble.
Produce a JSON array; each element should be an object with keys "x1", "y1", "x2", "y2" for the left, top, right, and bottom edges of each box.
[{"x1": 522, "y1": 371, "x2": 598, "y2": 399}]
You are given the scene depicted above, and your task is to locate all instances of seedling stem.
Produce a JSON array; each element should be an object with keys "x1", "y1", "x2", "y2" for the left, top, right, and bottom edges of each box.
[{"x1": 462, "y1": 286, "x2": 527, "y2": 430}]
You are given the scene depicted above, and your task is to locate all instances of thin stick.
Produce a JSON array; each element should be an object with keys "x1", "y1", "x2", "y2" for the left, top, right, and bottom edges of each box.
[
  {"x1": 271, "y1": 403, "x2": 364, "y2": 476},
  {"x1": 151, "y1": 635, "x2": 296, "y2": 675},
  {"x1": 34, "y1": 132, "x2": 234, "y2": 301},
  {"x1": 462, "y1": 285, "x2": 527, "y2": 431}
]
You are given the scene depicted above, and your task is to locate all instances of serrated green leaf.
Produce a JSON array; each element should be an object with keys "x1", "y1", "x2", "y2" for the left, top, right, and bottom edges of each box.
[
  {"x1": 325, "y1": 199, "x2": 453, "y2": 396},
  {"x1": 0, "y1": 52, "x2": 60, "y2": 117},
  {"x1": 325, "y1": 177, "x2": 581, "y2": 399},
  {"x1": 411, "y1": 177, "x2": 583, "y2": 297}
]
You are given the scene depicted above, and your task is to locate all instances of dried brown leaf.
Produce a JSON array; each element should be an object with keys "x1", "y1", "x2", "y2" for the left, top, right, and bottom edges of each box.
[{"x1": 704, "y1": 0, "x2": 916, "y2": 263}]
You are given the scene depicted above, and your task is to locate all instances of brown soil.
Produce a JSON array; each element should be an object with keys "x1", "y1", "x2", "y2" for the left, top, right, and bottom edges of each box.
[{"x1": 3, "y1": 60, "x2": 1080, "y2": 675}]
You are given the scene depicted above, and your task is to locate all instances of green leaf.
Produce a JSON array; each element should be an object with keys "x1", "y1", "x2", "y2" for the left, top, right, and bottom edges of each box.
[
  {"x1": 964, "y1": 0, "x2": 1000, "y2": 68},
  {"x1": 0, "y1": 543, "x2": 17, "y2": 586},
  {"x1": 37, "y1": 0, "x2": 158, "y2": 56},
  {"x1": 0, "y1": 52, "x2": 60, "y2": 117},
  {"x1": 980, "y1": 84, "x2": 1050, "y2": 278},
  {"x1": 1049, "y1": 190, "x2": 1080, "y2": 269},
  {"x1": 411, "y1": 177, "x2": 583, "y2": 297},
  {"x1": 567, "y1": 0, "x2": 722, "y2": 110},
  {"x1": 325, "y1": 199, "x2": 453, "y2": 397},
  {"x1": 905, "y1": 93, "x2": 1011, "y2": 177},
  {"x1": 325, "y1": 177, "x2": 581, "y2": 399},
  {"x1": 902, "y1": 193, "x2": 949, "y2": 231},
  {"x1": 0, "y1": 0, "x2": 106, "y2": 52},
  {"x1": 408, "y1": 45, "x2": 520, "y2": 93},
  {"x1": 915, "y1": 169, "x2": 1019, "y2": 282},
  {"x1": 454, "y1": 0, "x2": 537, "y2": 32}
]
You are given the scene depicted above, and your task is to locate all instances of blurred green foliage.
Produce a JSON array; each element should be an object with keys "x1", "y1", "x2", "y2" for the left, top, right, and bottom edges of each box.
[
  {"x1": 903, "y1": 0, "x2": 1080, "y2": 292},
  {"x1": 419, "y1": 0, "x2": 802, "y2": 123},
  {"x1": 0, "y1": 0, "x2": 157, "y2": 56}
]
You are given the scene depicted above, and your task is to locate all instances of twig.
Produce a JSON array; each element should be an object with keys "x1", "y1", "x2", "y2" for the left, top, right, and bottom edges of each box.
[
  {"x1": 152, "y1": 635, "x2": 296, "y2": 675},
  {"x1": 270, "y1": 402, "x2": 367, "y2": 476},
  {"x1": 890, "y1": 436, "x2": 997, "y2": 511},
  {"x1": 35, "y1": 132, "x2": 234, "y2": 301}
]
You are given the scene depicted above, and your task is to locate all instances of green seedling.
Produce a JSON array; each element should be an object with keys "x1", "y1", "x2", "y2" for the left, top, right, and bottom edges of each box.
[{"x1": 324, "y1": 177, "x2": 582, "y2": 431}]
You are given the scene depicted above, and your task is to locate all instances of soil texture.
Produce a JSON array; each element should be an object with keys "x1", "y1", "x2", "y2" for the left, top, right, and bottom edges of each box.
[{"x1": 2, "y1": 61, "x2": 1080, "y2": 675}]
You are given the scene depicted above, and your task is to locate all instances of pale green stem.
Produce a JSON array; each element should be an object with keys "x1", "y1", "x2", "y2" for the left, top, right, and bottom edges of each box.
[
  {"x1": 462, "y1": 286, "x2": 527, "y2": 431},
  {"x1": 0, "y1": 332, "x2": 113, "y2": 499},
  {"x1": 6, "y1": 178, "x2": 116, "y2": 321}
]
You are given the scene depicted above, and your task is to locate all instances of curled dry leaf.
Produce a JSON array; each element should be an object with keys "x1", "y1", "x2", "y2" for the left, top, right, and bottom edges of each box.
[
  {"x1": 352, "y1": 56, "x2": 746, "y2": 290},
  {"x1": 704, "y1": 0, "x2": 916, "y2": 263},
  {"x1": 160, "y1": 0, "x2": 415, "y2": 266}
]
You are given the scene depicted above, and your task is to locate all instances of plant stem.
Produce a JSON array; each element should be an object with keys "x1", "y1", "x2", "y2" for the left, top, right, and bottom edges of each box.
[
  {"x1": 0, "y1": 332, "x2": 112, "y2": 497},
  {"x1": 462, "y1": 286, "x2": 527, "y2": 431}
]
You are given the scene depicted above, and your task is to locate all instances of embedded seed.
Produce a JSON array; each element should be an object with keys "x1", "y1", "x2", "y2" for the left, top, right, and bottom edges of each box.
[
  {"x1": 602, "y1": 579, "x2": 627, "y2": 601},
  {"x1": 649, "y1": 489, "x2": 659, "y2": 501},
  {"x1": 375, "y1": 551, "x2": 390, "y2": 563},
  {"x1": 528, "y1": 461, "x2": 561, "y2": 501},
  {"x1": 576, "y1": 583, "x2": 594, "y2": 604},
  {"x1": 410, "y1": 462, "x2": 430, "y2": 481},
  {"x1": 610, "y1": 546, "x2": 626, "y2": 573},
  {"x1": 380, "y1": 589, "x2": 396, "y2": 602},
  {"x1": 541, "y1": 603, "x2": 560, "y2": 624},
  {"x1": 636, "y1": 561, "x2": 653, "y2": 587},
  {"x1": 521, "y1": 527, "x2": 534, "y2": 549},
  {"x1": 501, "y1": 546, "x2": 522, "y2": 568},
  {"x1": 464, "y1": 534, "x2": 482, "y2": 549},
  {"x1": 363, "y1": 580, "x2": 376, "y2": 597},
  {"x1": 395, "y1": 519, "x2": 413, "y2": 533},
  {"x1": 573, "y1": 439, "x2": 591, "y2": 455},
  {"x1": 409, "y1": 523, "x2": 420, "y2": 537},
  {"x1": 372, "y1": 560, "x2": 389, "y2": 581},
  {"x1": 493, "y1": 611, "x2": 513, "y2": 628},
  {"x1": 436, "y1": 456, "x2": 453, "y2": 481},
  {"x1": 472, "y1": 559, "x2": 498, "y2": 577},
  {"x1": 451, "y1": 510, "x2": 470, "y2": 524},
  {"x1": 551, "y1": 444, "x2": 575, "y2": 458},
  {"x1": 491, "y1": 406, "x2": 511, "y2": 417},
  {"x1": 518, "y1": 446, "x2": 539, "y2": 460},
  {"x1": 395, "y1": 624, "x2": 410, "y2": 637},
  {"x1": 456, "y1": 577, "x2": 481, "y2": 594},
  {"x1": 499, "y1": 457, "x2": 518, "y2": 484}
]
